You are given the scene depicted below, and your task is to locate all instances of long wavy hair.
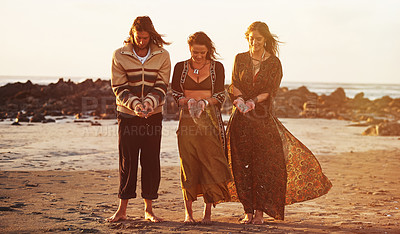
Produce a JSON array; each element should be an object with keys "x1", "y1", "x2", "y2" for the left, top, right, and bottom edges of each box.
[
  {"x1": 245, "y1": 21, "x2": 280, "y2": 56},
  {"x1": 187, "y1": 31, "x2": 219, "y2": 60},
  {"x1": 124, "y1": 16, "x2": 170, "y2": 47}
]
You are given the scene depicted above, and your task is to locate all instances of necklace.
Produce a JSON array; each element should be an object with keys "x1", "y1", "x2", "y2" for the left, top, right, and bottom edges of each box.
[
  {"x1": 251, "y1": 50, "x2": 266, "y2": 75},
  {"x1": 250, "y1": 49, "x2": 266, "y2": 62},
  {"x1": 190, "y1": 61, "x2": 208, "y2": 75}
]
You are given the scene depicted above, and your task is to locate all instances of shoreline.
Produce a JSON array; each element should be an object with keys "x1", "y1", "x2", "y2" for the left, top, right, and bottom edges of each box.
[
  {"x1": 1, "y1": 77, "x2": 399, "y2": 99},
  {"x1": 1, "y1": 118, "x2": 399, "y2": 171}
]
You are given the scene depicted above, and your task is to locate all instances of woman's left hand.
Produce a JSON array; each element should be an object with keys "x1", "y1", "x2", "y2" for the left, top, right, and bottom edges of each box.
[
  {"x1": 142, "y1": 101, "x2": 154, "y2": 118},
  {"x1": 244, "y1": 99, "x2": 255, "y2": 113}
]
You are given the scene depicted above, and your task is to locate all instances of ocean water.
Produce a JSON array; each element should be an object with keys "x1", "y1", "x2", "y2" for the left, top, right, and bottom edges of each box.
[
  {"x1": 0, "y1": 76, "x2": 399, "y2": 100},
  {"x1": 281, "y1": 81, "x2": 400, "y2": 100}
]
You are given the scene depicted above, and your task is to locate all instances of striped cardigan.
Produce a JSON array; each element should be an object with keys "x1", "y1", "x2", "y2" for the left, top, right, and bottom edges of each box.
[{"x1": 111, "y1": 43, "x2": 171, "y2": 116}]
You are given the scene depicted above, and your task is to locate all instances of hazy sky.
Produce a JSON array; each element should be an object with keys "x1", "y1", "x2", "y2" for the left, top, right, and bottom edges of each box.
[{"x1": 1, "y1": 0, "x2": 399, "y2": 84}]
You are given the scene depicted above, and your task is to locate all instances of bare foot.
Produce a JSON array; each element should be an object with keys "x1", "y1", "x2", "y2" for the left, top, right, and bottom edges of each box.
[
  {"x1": 252, "y1": 210, "x2": 264, "y2": 225},
  {"x1": 240, "y1": 213, "x2": 253, "y2": 224},
  {"x1": 201, "y1": 203, "x2": 212, "y2": 225},
  {"x1": 252, "y1": 217, "x2": 264, "y2": 224},
  {"x1": 184, "y1": 216, "x2": 196, "y2": 225},
  {"x1": 105, "y1": 212, "x2": 127, "y2": 222},
  {"x1": 201, "y1": 216, "x2": 212, "y2": 225},
  {"x1": 106, "y1": 199, "x2": 128, "y2": 222},
  {"x1": 145, "y1": 211, "x2": 163, "y2": 223}
]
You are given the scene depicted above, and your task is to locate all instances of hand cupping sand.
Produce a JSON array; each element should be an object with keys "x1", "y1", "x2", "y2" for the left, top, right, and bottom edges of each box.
[
  {"x1": 189, "y1": 102, "x2": 203, "y2": 118},
  {"x1": 237, "y1": 103, "x2": 249, "y2": 112}
]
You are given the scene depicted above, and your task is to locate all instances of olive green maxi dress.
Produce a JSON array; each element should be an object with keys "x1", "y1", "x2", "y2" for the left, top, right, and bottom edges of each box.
[{"x1": 172, "y1": 60, "x2": 231, "y2": 204}]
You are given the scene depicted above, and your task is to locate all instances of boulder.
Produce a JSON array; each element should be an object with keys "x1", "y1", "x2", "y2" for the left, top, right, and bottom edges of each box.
[
  {"x1": 362, "y1": 122, "x2": 400, "y2": 136},
  {"x1": 322, "y1": 87, "x2": 347, "y2": 107},
  {"x1": 354, "y1": 92, "x2": 364, "y2": 100},
  {"x1": 373, "y1": 96, "x2": 393, "y2": 107},
  {"x1": 389, "y1": 98, "x2": 400, "y2": 108},
  {"x1": 42, "y1": 118, "x2": 56, "y2": 123},
  {"x1": 30, "y1": 113, "x2": 45, "y2": 123},
  {"x1": 16, "y1": 112, "x2": 30, "y2": 122}
]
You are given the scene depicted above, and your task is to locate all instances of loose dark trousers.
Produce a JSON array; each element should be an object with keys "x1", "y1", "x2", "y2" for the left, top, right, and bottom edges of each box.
[{"x1": 117, "y1": 112, "x2": 162, "y2": 200}]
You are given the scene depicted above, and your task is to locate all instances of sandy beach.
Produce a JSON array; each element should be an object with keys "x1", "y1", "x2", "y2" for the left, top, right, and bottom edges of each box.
[{"x1": 1, "y1": 117, "x2": 399, "y2": 233}]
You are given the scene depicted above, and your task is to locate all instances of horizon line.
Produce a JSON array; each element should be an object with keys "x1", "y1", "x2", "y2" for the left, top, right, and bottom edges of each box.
[{"x1": 0, "y1": 75, "x2": 400, "y2": 86}]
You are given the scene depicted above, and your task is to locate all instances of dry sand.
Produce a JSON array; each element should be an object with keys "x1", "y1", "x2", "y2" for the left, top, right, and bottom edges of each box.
[{"x1": 1, "y1": 117, "x2": 399, "y2": 233}]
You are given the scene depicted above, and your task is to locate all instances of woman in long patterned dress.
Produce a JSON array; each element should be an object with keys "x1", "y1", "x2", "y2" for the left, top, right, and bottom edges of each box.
[
  {"x1": 171, "y1": 32, "x2": 231, "y2": 224},
  {"x1": 227, "y1": 21, "x2": 332, "y2": 224}
]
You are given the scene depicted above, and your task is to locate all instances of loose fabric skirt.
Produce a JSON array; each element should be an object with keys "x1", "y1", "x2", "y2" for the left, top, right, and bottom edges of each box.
[
  {"x1": 227, "y1": 107, "x2": 332, "y2": 220},
  {"x1": 177, "y1": 105, "x2": 231, "y2": 204}
]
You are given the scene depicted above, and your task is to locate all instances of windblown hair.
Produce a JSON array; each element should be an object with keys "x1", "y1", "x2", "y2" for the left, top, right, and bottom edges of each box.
[
  {"x1": 245, "y1": 21, "x2": 280, "y2": 56},
  {"x1": 124, "y1": 16, "x2": 170, "y2": 47},
  {"x1": 187, "y1": 31, "x2": 219, "y2": 60}
]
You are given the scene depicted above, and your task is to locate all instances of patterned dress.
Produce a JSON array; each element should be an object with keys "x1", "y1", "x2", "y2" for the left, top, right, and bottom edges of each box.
[{"x1": 226, "y1": 52, "x2": 332, "y2": 220}]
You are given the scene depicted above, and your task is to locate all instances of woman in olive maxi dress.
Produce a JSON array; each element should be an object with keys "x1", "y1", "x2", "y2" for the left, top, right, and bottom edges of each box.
[{"x1": 172, "y1": 32, "x2": 231, "y2": 224}]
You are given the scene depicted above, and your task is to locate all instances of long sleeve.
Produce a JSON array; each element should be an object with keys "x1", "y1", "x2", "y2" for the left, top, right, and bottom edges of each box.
[
  {"x1": 171, "y1": 62, "x2": 185, "y2": 104},
  {"x1": 111, "y1": 50, "x2": 140, "y2": 111},
  {"x1": 143, "y1": 52, "x2": 171, "y2": 108},
  {"x1": 227, "y1": 54, "x2": 241, "y2": 101},
  {"x1": 263, "y1": 57, "x2": 283, "y2": 99},
  {"x1": 212, "y1": 61, "x2": 226, "y2": 105}
]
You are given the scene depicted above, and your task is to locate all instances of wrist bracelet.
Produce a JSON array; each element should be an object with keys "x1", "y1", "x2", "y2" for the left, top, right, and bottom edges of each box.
[
  {"x1": 236, "y1": 96, "x2": 245, "y2": 102},
  {"x1": 202, "y1": 98, "x2": 209, "y2": 106},
  {"x1": 235, "y1": 94, "x2": 243, "y2": 100}
]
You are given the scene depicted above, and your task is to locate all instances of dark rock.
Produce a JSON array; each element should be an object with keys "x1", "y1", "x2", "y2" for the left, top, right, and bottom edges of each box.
[
  {"x1": 15, "y1": 112, "x2": 30, "y2": 122},
  {"x1": 330, "y1": 88, "x2": 346, "y2": 102},
  {"x1": 388, "y1": 98, "x2": 400, "y2": 108},
  {"x1": 74, "y1": 119, "x2": 93, "y2": 123},
  {"x1": 300, "y1": 100, "x2": 318, "y2": 118},
  {"x1": 42, "y1": 118, "x2": 56, "y2": 123},
  {"x1": 0, "y1": 80, "x2": 38, "y2": 99},
  {"x1": 46, "y1": 110, "x2": 64, "y2": 116},
  {"x1": 362, "y1": 126, "x2": 378, "y2": 136},
  {"x1": 320, "y1": 88, "x2": 347, "y2": 108},
  {"x1": 373, "y1": 96, "x2": 393, "y2": 107},
  {"x1": 366, "y1": 117, "x2": 385, "y2": 125},
  {"x1": 91, "y1": 121, "x2": 101, "y2": 126},
  {"x1": 354, "y1": 92, "x2": 364, "y2": 100},
  {"x1": 1, "y1": 78, "x2": 398, "y2": 123},
  {"x1": 30, "y1": 113, "x2": 45, "y2": 122},
  {"x1": 363, "y1": 122, "x2": 400, "y2": 136}
]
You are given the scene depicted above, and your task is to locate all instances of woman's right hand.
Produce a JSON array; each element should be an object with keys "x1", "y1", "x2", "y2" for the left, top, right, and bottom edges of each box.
[
  {"x1": 233, "y1": 97, "x2": 248, "y2": 113},
  {"x1": 244, "y1": 99, "x2": 255, "y2": 113},
  {"x1": 187, "y1": 98, "x2": 197, "y2": 109}
]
